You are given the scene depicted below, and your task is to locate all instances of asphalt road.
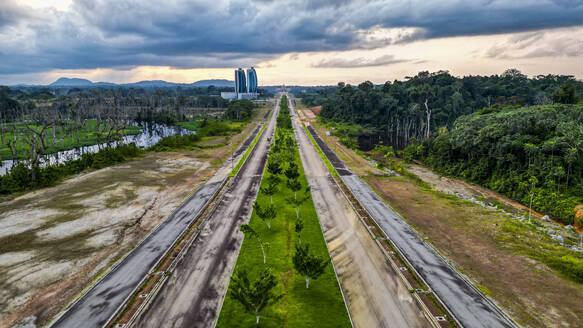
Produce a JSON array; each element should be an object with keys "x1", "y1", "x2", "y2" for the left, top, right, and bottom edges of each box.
[
  {"x1": 289, "y1": 98, "x2": 430, "y2": 328},
  {"x1": 49, "y1": 122, "x2": 265, "y2": 328},
  {"x1": 134, "y1": 99, "x2": 279, "y2": 328},
  {"x1": 305, "y1": 116, "x2": 516, "y2": 328}
]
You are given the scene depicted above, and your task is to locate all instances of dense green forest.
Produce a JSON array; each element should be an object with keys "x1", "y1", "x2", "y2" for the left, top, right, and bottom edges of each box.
[
  {"x1": 299, "y1": 87, "x2": 337, "y2": 107},
  {"x1": 223, "y1": 100, "x2": 256, "y2": 121},
  {"x1": 309, "y1": 70, "x2": 583, "y2": 225},
  {"x1": 318, "y1": 70, "x2": 582, "y2": 149},
  {"x1": 408, "y1": 104, "x2": 583, "y2": 225}
]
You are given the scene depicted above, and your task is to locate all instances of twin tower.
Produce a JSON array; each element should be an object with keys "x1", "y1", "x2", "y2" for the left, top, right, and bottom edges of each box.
[
  {"x1": 221, "y1": 67, "x2": 258, "y2": 100},
  {"x1": 235, "y1": 67, "x2": 258, "y2": 94}
]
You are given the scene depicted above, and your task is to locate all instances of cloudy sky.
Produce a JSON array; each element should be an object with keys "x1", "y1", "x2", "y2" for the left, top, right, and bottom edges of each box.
[{"x1": 1, "y1": 0, "x2": 582, "y2": 85}]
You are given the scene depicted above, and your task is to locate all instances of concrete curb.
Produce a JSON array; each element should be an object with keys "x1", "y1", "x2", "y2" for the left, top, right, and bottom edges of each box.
[
  {"x1": 306, "y1": 122, "x2": 520, "y2": 328},
  {"x1": 125, "y1": 176, "x2": 230, "y2": 327},
  {"x1": 46, "y1": 117, "x2": 267, "y2": 328},
  {"x1": 46, "y1": 177, "x2": 219, "y2": 328},
  {"x1": 365, "y1": 183, "x2": 522, "y2": 328}
]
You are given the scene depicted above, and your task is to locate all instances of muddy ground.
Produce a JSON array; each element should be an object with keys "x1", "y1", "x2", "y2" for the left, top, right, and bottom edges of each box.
[
  {"x1": 307, "y1": 119, "x2": 583, "y2": 328},
  {"x1": 0, "y1": 115, "x2": 260, "y2": 328}
]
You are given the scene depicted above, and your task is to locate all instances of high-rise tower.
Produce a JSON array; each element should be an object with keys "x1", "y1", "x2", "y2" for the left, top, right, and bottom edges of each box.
[
  {"x1": 246, "y1": 67, "x2": 258, "y2": 93},
  {"x1": 235, "y1": 68, "x2": 246, "y2": 95}
]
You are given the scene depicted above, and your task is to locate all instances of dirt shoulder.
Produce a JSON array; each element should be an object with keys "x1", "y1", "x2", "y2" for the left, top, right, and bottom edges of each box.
[
  {"x1": 309, "y1": 118, "x2": 583, "y2": 328},
  {"x1": 0, "y1": 110, "x2": 265, "y2": 328}
]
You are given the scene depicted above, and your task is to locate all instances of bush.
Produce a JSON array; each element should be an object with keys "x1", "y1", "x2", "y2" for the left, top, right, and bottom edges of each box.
[
  {"x1": 544, "y1": 254, "x2": 583, "y2": 284},
  {"x1": 0, "y1": 143, "x2": 143, "y2": 195},
  {"x1": 418, "y1": 104, "x2": 583, "y2": 224}
]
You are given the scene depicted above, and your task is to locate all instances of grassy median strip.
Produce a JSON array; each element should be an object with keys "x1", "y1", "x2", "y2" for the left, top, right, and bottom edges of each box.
[
  {"x1": 303, "y1": 124, "x2": 339, "y2": 179},
  {"x1": 217, "y1": 96, "x2": 350, "y2": 328}
]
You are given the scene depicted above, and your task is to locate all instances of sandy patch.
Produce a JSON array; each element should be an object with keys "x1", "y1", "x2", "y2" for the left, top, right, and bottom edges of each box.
[
  {"x1": 7, "y1": 261, "x2": 75, "y2": 293},
  {"x1": 302, "y1": 109, "x2": 316, "y2": 119},
  {"x1": 0, "y1": 252, "x2": 36, "y2": 267},
  {"x1": 84, "y1": 230, "x2": 119, "y2": 249},
  {"x1": 0, "y1": 209, "x2": 61, "y2": 238},
  {"x1": 37, "y1": 186, "x2": 158, "y2": 242}
]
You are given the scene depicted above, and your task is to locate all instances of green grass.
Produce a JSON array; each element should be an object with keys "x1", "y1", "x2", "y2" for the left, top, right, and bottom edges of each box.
[
  {"x1": 0, "y1": 120, "x2": 142, "y2": 160},
  {"x1": 302, "y1": 124, "x2": 339, "y2": 179},
  {"x1": 218, "y1": 105, "x2": 350, "y2": 328},
  {"x1": 176, "y1": 121, "x2": 199, "y2": 131},
  {"x1": 496, "y1": 219, "x2": 583, "y2": 284},
  {"x1": 177, "y1": 119, "x2": 247, "y2": 132}
]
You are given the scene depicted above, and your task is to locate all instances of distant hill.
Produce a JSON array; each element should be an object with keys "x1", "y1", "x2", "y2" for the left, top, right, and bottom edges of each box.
[
  {"x1": 124, "y1": 80, "x2": 179, "y2": 88},
  {"x1": 190, "y1": 79, "x2": 233, "y2": 87},
  {"x1": 45, "y1": 77, "x2": 234, "y2": 88},
  {"x1": 50, "y1": 78, "x2": 94, "y2": 86}
]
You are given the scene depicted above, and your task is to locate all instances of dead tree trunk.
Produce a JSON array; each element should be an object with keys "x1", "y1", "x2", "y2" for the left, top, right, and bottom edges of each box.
[{"x1": 424, "y1": 98, "x2": 431, "y2": 139}]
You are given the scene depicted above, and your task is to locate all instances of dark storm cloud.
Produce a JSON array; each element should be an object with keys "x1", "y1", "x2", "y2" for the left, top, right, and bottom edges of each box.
[
  {"x1": 356, "y1": 1, "x2": 583, "y2": 39},
  {"x1": 486, "y1": 29, "x2": 583, "y2": 59},
  {"x1": 1, "y1": 0, "x2": 583, "y2": 74},
  {"x1": 0, "y1": 0, "x2": 31, "y2": 28}
]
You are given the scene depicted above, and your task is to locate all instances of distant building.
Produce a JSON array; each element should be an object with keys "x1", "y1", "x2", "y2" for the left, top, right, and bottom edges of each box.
[
  {"x1": 221, "y1": 67, "x2": 258, "y2": 100},
  {"x1": 220, "y1": 92, "x2": 238, "y2": 100},
  {"x1": 247, "y1": 67, "x2": 258, "y2": 93},
  {"x1": 235, "y1": 68, "x2": 246, "y2": 94}
]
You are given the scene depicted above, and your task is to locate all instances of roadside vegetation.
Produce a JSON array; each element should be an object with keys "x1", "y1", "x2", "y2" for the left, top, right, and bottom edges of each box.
[
  {"x1": 0, "y1": 119, "x2": 141, "y2": 160},
  {"x1": 307, "y1": 116, "x2": 583, "y2": 327},
  {"x1": 301, "y1": 70, "x2": 583, "y2": 226},
  {"x1": 407, "y1": 104, "x2": 583, "y2": 226},
  {"x1": 0, "y1": 99, "x2": 261, "y2": 196},
  {"x1": 151, "y1": 119, "x2": 244, "y2": 151},
  {"x1": 217, "y1": 96, "x2": 350, "y2": 328},
  {"x1": 0, "y1": 143, "x2": 143, "y2": 194}
]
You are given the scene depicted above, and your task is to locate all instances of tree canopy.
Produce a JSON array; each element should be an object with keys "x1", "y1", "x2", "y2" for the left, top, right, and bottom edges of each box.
[
  {"x1": 411, "y1": 104, "x2": 583, "y2": 225},
  {"x1": 316, "y1": 70, "x2": 582, "y2": 150},
  {"x1": 292, "y1": 243, "x2": 329, "y2": 289},
  {"x1": 228, "y1": 267, "x2": 282, "y2": 324}
]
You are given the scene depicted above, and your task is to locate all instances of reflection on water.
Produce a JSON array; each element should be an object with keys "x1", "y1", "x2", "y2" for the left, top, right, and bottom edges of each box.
[{"x1": 0, "y1": 123, "x2": 194, "y2": 176}]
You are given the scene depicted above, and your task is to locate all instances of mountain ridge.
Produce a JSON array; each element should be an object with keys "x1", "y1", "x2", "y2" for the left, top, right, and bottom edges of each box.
[{"x1": 46, "y1": 78, "x2": 234, "y2": 88}]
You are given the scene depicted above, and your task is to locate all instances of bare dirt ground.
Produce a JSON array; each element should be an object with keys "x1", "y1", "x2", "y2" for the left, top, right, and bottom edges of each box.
[
  {"x1": 0, "y1": 114, "x2": 262, "y2": 328},
  {"x1": 365, "y1": 176, "x2": 583, "y2": 327},
  {"x1": 408, "y1": 164, "x2": 583, "y2": 237},
  {"x1": 301, "y1": 109, "x2": 316, "y2": 119},
  {"x1": 308, "y1": 118, "x2": 583, "y2": 328},
  {"x1": 408, "y1": 164, "x2": 539, "y2": 216}
]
